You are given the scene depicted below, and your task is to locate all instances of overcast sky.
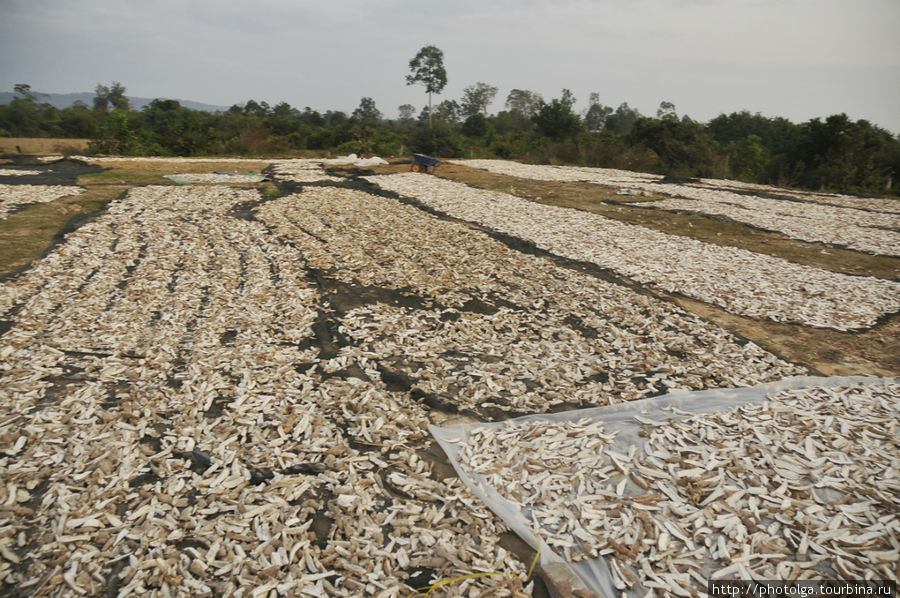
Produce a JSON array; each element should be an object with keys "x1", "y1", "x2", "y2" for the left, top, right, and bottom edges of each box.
[{"x1": 2, "y1": 0, "x2": 898, "y2": 132}]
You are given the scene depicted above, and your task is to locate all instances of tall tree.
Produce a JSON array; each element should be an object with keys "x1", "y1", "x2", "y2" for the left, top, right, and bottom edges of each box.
[
  {"x1": 352, "y1": 97, "x2": 381, "y2": 124},
  {"x1": 460, "y1": 82, "x2": 498, "y2": 118},
  {"x1": 505, "y1": 89, "x2": 543, "y2": 130},
  {"x1": 271, "y1": 102, "x2": 299, "y2": 119},
  {"x1": 584, "y1": 93, "x2": 612, "y2": 132},
  {"x1": 93, "y1": 84, "x2": 110, "y2": 111},
  {"x1": 559, "y1": 88, "x2": 577, "y2": 109},
  {"x1": 242, "y1": 100, "x2": 270, "y2": 117},
  {"x1": 657, "y1": 101, "x2": 677, "y2": 121},
  {"x1": 505, "y1": 89, "x2": 543, "y2": 118},
  {"x1": 434, "y1": 100, "x2": 461, "y2": 124},
  {"x1": 108, "y1": 82, "x2": 129, "y2": 111},
  {"x1": 422, "y1": 100, "x2": 462, "y2": 125},
  {"x1": 93, "y1": 82, "x2": 129, "y2": 111},
  {"x1": 406, "y1": 45, "x2": 447, "y2": 128},
  {"x1": 533, "y1": 93, "x2": 582, "y2": 139},
  {"x1": 605, "y1": 102, "x2": 641, "y2": 134},
  {"x1": 397, "y1": 104, "x2": 416, "y2": 122},
  {"x1": 13, "y1": 84, "x2": 33, "y2": 101}
]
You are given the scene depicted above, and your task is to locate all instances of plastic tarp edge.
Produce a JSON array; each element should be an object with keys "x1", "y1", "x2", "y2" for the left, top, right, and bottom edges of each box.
[{"x1": 429, "y1": 375, "x2": 898, "y2": 597}]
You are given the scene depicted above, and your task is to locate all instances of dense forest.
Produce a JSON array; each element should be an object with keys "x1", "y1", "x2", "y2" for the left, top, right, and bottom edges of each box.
[{"x1": 1, "y1": 81, "x2": 898, "y2": 197}]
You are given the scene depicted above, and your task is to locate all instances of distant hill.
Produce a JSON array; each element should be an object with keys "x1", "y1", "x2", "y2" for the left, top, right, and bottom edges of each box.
[{"x1": 0, "y1": 92, "x2": 229, "y2": 113}]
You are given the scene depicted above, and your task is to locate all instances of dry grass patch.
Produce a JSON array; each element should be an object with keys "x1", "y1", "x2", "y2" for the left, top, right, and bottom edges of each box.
[
  {"x1": 0, "y1": 185, "x2": 124, "y2": 277},
  {"x1": 77, "y1": 158, "x2": 273, "y2": 186},
  {"x1": 0, "y1": 137, "x2": 89, "y2": 154},
  {"x1": 669, "y1": 294, "x2": 900, "y2": 376}
]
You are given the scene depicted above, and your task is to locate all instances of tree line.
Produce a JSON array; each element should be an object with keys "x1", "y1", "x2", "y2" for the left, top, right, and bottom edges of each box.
[{"x1": 1, "y1": 78, "x2": 898, "y2": 197}]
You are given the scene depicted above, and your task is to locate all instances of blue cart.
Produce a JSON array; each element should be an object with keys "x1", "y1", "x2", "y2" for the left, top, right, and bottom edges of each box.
[{"x1": 411, "y1": 153, "x2": 440, "y2": 174}]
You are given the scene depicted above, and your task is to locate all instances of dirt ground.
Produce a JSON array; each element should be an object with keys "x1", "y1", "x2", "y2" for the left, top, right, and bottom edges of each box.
[{"x1": 354, "y1": 162, "x2": 900, "y2": 377}]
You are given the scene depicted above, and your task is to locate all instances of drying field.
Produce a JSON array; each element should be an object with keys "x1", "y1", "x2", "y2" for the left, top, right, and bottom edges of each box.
[
  {"x1": 364, "y1": 173, "x2": 899, "y2": 331},
  {"x1": 450, "y1": 380, "x2": 899, "y2": 595},
  {"x1": 0, "y1": 155, "x2": 898, "y2": 597}
]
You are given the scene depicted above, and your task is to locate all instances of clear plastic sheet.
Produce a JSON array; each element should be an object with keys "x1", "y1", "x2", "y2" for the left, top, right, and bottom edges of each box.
[
  {"x1": 353, "y1": 157, "x2": 389, "y2": 167},
  {"x1": 162, "y1": 173, "x2": 267, "y2": 184},
  {"x1": 429, "y1": 375, "x2": 898, "y2": 597}
]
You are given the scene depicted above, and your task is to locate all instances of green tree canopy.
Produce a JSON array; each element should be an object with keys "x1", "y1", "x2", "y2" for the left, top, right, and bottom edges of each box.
[
  {"x1": 435, "y1": 100, "x2": 461, "y2": 124},
  {"x1": 352, "y1": 97, "x2": 381, "y2": 124},
  {"x1": 397, "y1": 104, "x2": 416, "y2": 122},
  {"x1": 460, "y1": 82, "x2": 498, "y2": 118},
  {"x1": 584, "y1": 93, "x2": 613, "y2": 132},
  {"x1": 93, "y1": 82, "x2": 129, "y2": 111},
  {"x1": 271, "y1": 102, "x2": 299, "y2": 119},
  {"x1": 605, "y1": 102, "x2": 641, "y2": 134},
  {"x1": 533, "y1": 95, "x2": 582, "y2": 139},
  {"x1": 14, "y1": 84, "x2": 35, "y2": 101},
  {"x1": 796, "y1": 114, "x2": 897, "y2": 193},
  {"x1": 626, "y1": 116, "x2": 719, "y2": 176},
  {"x1": 462, "y1": 113, "x2": 489, "y2": 137},
  {"x1": 2, "y1": 79, "x2": 895, "y2": 196},
  {"x1": 505, "y1": 89, "x2": 543, "y2": 119},
  {"x1": 505, "y1": 89, "x2": 543, "y2": 131},
  {"x1": 93, "y1": 84, "x2": 109, "y2": 111},
  {"x1": 108, "y1": 82, "x2": 129, "y2": 111},
  {"x1": 657, "y1": 101, "x2": 677, "y2": 121}
]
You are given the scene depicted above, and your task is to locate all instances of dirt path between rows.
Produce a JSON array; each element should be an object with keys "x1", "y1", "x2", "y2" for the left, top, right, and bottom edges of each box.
[{"x1": 349, "y1": 162, "x2": 899, "y2": 377}]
